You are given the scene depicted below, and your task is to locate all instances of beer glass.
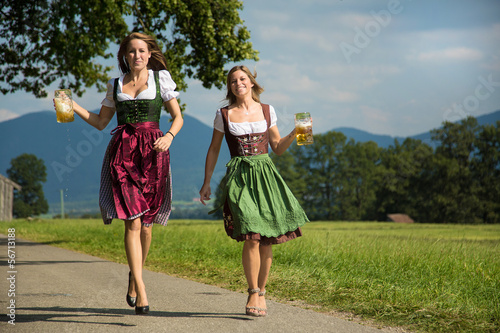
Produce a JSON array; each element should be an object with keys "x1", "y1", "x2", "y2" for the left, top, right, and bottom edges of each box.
[
  {"x1": 54, "y1": 89, "x2": 74, "y2": 123},
  {"x1": 294, "y1": 112, "x2": 313, "y2": 145}
]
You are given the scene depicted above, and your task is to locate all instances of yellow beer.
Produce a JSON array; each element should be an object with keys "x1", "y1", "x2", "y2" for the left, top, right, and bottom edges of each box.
[
  {"x1": 294, "y1": 112, "x2": 313, "y2": 145},
  {"x1": 54, "y1": 89, "x2": 74, "y2": 123}
]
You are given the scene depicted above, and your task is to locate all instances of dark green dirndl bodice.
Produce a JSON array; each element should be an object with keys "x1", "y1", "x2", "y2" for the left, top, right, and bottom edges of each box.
[{"x1": 114, "y1": 71, "x2": 164, "y2": 125}]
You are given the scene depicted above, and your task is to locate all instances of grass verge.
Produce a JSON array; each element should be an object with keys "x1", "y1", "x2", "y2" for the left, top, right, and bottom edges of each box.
[{"x1": 3, "y1": 219, "x2": 499, "y2": 332}]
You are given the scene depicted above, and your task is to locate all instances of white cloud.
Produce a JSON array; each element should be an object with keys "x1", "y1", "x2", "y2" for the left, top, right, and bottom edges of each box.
[
  {"x1": 481, "y1": 54, "x2": 500, "y2": 71},
  {"x1": 307, "y1": 63, "x2": 401, "y2": 103},
  {"x1": 256, "y1": 23, "x2": 340, "y2": 53},
  {"x1": 265, "y1": 92, "x2": 292, "y2": 106},
  {"x1": 2, "y1": 0, "x2": 500, "y2": 139},
  {"x1": 416, "y1": 47, "x2": 483, "y2": 62},
  {"x1": 252, "y1": 10, "x2": 291, "y2": 26},
  {"x1": 327, "y1": 87, "x2": 358, "y2": 103},
  {"x1": 361, "y1": 105, "x2": 388, "y2": 122},
  {"x1": 314, "y1": 63, "x2": 400, "y2": 80},
  {"x1": 0, "y1": 109, "x2": 21, "y2": 122}
]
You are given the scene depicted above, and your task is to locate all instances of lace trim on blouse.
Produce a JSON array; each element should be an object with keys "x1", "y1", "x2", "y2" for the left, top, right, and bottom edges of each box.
[
  {"x1": 101, "y1": 69, "x2": 179, "y2": 108},
  {"x1": 213, "y1": 105, "x2": 277, "y2": 136}
]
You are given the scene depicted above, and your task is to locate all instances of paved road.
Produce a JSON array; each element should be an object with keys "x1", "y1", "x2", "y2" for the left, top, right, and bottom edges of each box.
[{"x1": 0, "y1": 234, "x2": 392, "y2": 333}]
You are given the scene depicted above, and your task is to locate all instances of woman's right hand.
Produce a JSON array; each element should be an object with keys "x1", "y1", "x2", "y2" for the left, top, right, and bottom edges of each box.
[{"x1": 199, "y1": 183, "x2": 212, "y2": 206}]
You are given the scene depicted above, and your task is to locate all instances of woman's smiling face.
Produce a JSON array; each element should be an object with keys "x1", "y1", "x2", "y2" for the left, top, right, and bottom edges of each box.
[
  {"x1": 126, "y1": 39, "x2": 151, "y2": 72},
  {"x1": 230, "y1": 70, "x2": 254, "y2": 98}
]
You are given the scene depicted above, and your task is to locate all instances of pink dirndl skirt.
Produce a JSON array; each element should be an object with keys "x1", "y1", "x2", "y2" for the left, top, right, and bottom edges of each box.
[{"x1": 99, "y1": 122, "x2": 172, "y2": 226}]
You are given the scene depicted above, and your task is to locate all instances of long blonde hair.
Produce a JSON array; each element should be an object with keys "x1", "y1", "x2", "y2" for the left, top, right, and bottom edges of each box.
[
  {"x1": 117, "y1": 32, "x2": 168, "y2": 74},
  {"x1": 225, "y1": 65, "x2": 264, "y2": 105}
]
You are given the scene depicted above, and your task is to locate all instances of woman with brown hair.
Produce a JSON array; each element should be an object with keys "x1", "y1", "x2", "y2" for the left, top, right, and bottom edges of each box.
[
  {"x1": 57, "y1": 32, "x2": 183, "y2": 315},
  {"x1": 199, "y1": 65, "x2": 308, "y2": 317}
]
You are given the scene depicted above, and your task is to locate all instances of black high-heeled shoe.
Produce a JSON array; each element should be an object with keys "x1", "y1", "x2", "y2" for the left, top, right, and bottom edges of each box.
[
  {"x1": 126, "y1": 272, "x2": 136, "y2": 308},
  {"x1": 135, "y1": 305, "x2": 150, "y2": 315}
]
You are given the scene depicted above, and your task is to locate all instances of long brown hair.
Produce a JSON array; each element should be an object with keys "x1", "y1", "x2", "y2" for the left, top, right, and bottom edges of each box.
[
  {"x1": 225, "y1": 65, "x2": 264, "y2": 105},
  {"x1": 117, "y1": 32, "x2": 168, "y2": 74}
]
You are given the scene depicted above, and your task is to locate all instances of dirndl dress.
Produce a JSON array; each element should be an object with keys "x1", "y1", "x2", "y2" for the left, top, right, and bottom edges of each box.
[
  {"x1": 214, "y1": 104, "x2": 309, "y2": 245},
  {"x1": 99, "y1": 71, "x2": 172, "y2": 226}
]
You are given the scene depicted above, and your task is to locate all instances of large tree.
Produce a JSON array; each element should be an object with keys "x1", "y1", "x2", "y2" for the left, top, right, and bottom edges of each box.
[
  {"x1": 272, "y1": 131, "x2": 349, "y2": 221},
  {"x1": 336, "y1": 140, "x2": 382, "y2": 221},
  {"x1": 430, "y1": 117, "x2": 481, "y2": 223},
  {"x1": 7, "y1": 153, "x2": 49, "y2": 218},
  {"x1": 471, "y1": 121, "x2": 500, "y2": 223},
  {"x1": 376, "y1": 138, "x2": 434, "y2": 222},
  {"x1": 0, "y1": 0, "x2": 258, "y2": 98}
]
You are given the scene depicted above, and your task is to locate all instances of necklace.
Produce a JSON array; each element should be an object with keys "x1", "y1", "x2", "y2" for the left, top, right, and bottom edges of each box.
[
  {"x1": 129, "y1": 74, "x2": 140, "y2": 87},
  {"x1": 234, "y1": 103, "x2": 254, "y2": 115}
]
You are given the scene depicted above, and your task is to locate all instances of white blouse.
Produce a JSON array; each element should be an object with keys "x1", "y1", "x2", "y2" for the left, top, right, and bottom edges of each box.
[
  {"x1": 213, "y1": 105, "x2": 278, "y2": 136},
  {"x1": 101, "y1": 69, "x2": 179, "y2": 108}
]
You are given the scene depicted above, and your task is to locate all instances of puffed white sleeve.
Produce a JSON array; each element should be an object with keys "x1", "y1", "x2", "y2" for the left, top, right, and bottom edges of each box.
[
  {"x1": 159, "y1": 70, "x2": 180, "y2": 102},
  {"x1": 100, "y1": 78, "x2": 116, "y2": 108},
  {"x1": 269, "y1": 105, "x2": 278, "y2": 128},
  {"x1": 213, "y1": 109, "x2": 224, "y2": 133}
]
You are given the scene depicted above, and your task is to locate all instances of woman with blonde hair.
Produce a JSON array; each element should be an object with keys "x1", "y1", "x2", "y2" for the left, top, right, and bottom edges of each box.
[{"x1": 200, "y1": 65, "x2": 308, "y2": 317}]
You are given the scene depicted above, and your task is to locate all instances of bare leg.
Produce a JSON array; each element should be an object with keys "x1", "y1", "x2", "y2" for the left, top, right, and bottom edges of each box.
[
  {"x1": 258, "y1": 244, "x2": 272, "y2": 311},
  {"x1": 140, "y1": 224, "x2": 152, "y2": 265},
  {"x1": 124, "y1": 218, "x2": 148, "y2": 307},
  {"x1": 242, "y1": 240, "x2": 260, "y2": 314},
  {"x1": 128, "y1": 224, "x2": 153, "y2": 298}
]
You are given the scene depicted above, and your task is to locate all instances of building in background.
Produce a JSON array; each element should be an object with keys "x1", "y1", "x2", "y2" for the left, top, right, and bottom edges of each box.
[{"x1": 0, "y1": 174, "x2": 21, "y2": 221}]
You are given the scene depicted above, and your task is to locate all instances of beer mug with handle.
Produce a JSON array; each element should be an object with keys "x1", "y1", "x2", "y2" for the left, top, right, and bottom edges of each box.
[
  {"x1": 294, "y1": 112, "x2": 313, "y2": 145},
  {"x1": 54, "y1": 89, "x2": 74, "y2": 123}
]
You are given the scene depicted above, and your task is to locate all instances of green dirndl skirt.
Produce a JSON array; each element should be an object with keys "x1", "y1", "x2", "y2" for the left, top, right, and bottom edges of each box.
[{"x1": 213, "y1": 154, "x2": 309, "y2": 245}]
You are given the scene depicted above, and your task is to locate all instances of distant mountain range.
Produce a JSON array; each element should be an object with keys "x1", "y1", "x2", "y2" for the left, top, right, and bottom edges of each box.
[
  {"x1": 0, "y1": 111, "x2": 230, "y2": 213},
  {"x1": 334, "y1": 109, "x2": 500, "y2": 148},
  {"x1": 1, "y1": 109, "x2": 499, "y2": 214}
]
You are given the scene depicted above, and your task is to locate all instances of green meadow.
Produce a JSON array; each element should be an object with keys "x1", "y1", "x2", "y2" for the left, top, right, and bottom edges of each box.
[{"x1": 4, "y1": 219, "x2": 499, "y2": 332}]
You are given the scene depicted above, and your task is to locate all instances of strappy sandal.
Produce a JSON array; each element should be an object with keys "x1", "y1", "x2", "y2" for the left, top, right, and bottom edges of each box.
[
  {"x1": 246, "y1": 288, "x2": 265, "y2": 317},
  {"x1": 258, "y1": 289, "x2": 268, "y2": 317}
]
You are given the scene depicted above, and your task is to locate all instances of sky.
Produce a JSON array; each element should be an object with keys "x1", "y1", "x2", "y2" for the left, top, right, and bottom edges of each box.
[{"x1": 1, "y1": 0, "x2": 500, "y2": 137}]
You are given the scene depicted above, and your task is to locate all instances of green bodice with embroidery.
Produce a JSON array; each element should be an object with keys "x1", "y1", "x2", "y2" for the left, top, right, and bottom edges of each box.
[{"x1": 113, "y1": 71, "x2": 164, "y2": 125}]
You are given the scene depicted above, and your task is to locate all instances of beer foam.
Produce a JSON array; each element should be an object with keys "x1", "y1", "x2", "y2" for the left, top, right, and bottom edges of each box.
[{"x1": 55, "y1": 100, "x2": 72, "y2": 113}]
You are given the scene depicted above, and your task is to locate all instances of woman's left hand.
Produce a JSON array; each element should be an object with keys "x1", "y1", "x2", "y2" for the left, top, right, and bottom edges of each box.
[{"x1": 153, "y1": 135, "x2": 172, "y2": 152}]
